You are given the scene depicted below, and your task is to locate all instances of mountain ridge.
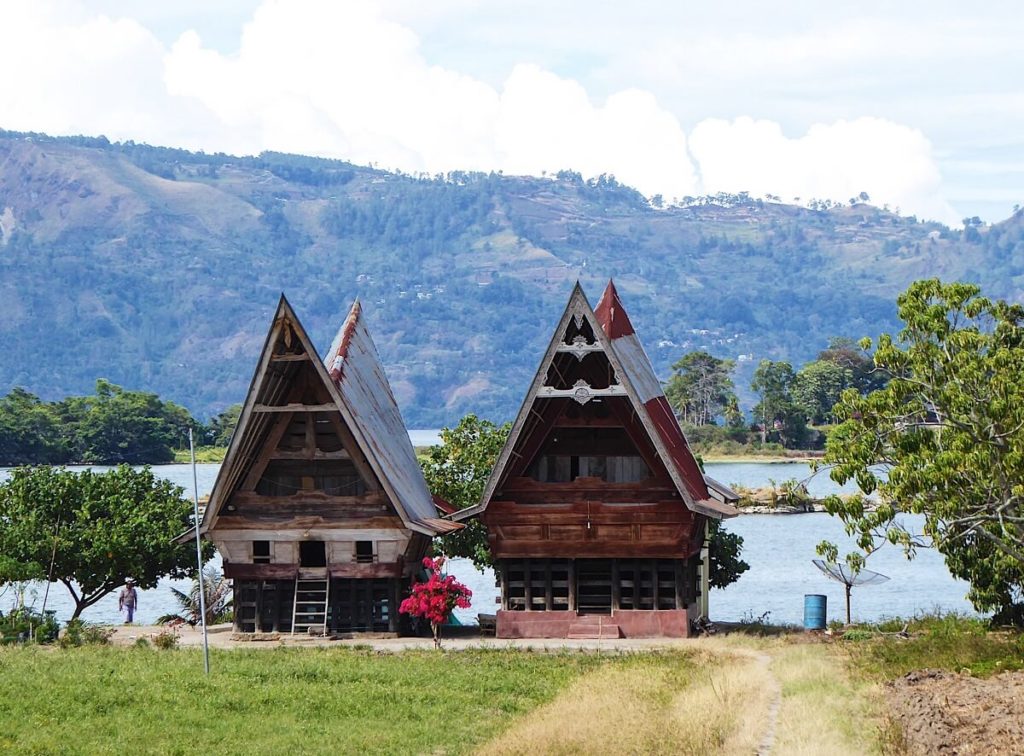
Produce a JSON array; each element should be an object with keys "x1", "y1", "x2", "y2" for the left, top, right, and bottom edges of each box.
[{"x1": 1, "y1": 129, "x2": 1021, "y2": 425}]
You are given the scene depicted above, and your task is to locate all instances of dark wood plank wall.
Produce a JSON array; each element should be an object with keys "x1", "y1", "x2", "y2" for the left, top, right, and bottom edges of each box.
[{"x1": 498, "y1": 557, "x2": 699, "y2": 613}]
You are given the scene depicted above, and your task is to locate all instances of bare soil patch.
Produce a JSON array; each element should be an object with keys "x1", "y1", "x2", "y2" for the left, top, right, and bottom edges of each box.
[{"x1": 888, "y1": 668, "x2": 1024, "y2": 754}]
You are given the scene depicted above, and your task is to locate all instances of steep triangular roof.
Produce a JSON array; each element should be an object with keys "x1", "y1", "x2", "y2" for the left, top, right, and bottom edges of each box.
[
  {"x1": 200, "y1": 296, "x2": 457, "y2": 537},
  {"x1": 324, "y1": 300, "x2": 458, "y2": 534},
  {"x1": 455, "y1": 281, "x2": 737, "y2": 520}
]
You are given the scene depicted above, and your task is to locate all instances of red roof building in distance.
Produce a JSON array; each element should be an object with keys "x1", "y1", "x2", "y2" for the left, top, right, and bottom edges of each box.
[{"x1": 455, "y1": 281, "x2": 737, "y2": 639}]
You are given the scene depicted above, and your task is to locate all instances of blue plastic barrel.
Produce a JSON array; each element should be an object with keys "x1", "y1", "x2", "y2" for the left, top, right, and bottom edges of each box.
[{"x1": 803, "y1": 594, "x2": 827, "y2": 630}]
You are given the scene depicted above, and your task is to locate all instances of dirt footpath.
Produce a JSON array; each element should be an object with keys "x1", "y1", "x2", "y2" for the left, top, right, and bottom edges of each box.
[{"x1": 888, "y1": 669, "x2": 1024, "y2": 754}]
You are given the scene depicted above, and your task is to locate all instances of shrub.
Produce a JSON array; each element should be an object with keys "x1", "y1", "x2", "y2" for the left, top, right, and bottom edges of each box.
[
  {"x1": 152, "y1": 628, "x2": 179, "y2": 650},
  {"x1": 59, "y1": 618, "x2": 114, "y2": 648},
  {"x1": 0, "y1": 607, "x2": 60, "y2": 644},
  {"x1": 399, "y1": 556, "x2": 472, "y2": 649},
  {"x1": 841, "y1": 629, "x2": 873, "y2": 642}
]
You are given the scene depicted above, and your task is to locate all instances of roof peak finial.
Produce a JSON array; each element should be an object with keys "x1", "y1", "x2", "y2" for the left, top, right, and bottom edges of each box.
[{"x1": 594, "y1": 279, "x2": 634, "y2": 339}]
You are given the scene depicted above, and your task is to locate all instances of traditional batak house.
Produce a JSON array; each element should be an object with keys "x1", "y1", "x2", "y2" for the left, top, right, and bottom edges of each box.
[
  {"x1": 197, "y1": 296, "x2": 459, "y2": 635},
  {"x1": 454, "y1": 281, "x2": 738, "y2": 638}
]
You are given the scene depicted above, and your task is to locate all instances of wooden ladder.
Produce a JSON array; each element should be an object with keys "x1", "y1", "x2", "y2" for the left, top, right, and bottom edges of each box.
[{"x1": 291, "y1": 577, "x2": 329, "y2": 636}]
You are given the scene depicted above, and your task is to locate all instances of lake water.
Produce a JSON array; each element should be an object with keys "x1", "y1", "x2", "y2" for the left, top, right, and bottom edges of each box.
[{"x1": 1, "y1": 456, "x2": 977, "y2": 628}]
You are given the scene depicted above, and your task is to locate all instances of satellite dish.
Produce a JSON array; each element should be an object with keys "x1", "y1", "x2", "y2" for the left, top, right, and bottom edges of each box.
[{"x1": 812, "y1": 559, "x2": 890, "y2": 625}]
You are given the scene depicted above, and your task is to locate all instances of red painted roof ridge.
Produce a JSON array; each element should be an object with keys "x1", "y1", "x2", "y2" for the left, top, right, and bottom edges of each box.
[
  {"x1": 327, "y1": 299, "x2": 361, "y2": 382},
  {"x1": 594, "y1": 279, "x2": 635, "y2": 339}
]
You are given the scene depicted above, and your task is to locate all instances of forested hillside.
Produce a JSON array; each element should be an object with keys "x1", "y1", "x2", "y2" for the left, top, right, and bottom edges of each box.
[{"x1": 1, "y1": 129, "x2": 1022, "y2": 426}]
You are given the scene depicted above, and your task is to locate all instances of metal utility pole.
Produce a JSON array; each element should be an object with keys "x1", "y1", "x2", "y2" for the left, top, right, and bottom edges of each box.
[{"x1": 190, "y1": 427, "x2": 210, "y2": 674}]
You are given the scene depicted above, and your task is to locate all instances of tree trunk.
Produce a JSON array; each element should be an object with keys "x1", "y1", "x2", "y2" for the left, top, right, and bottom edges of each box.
[{"x1": 431, "y1": 621, "x2": 442, "y2": 650}]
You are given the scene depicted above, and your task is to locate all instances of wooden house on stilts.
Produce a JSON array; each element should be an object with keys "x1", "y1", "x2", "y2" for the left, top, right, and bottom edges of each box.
[
  {"x1": 454, "y1": 281, "x2": 738, "y2": 638},
  {"x1": 197, "y1": 296, "x2": 459, "y2": 635}
]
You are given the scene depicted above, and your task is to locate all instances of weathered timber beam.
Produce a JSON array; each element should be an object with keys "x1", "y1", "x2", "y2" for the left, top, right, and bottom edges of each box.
[
  {"x1": 486, "y1": 512, "x2": 691, "y2": 525},
  {"x1": 253, "y1": 403, "x2": 338, "y2": 413},
  {"x1": 209, "y1": 526, "x2": 411, "y2": 540},
  {"x1": 487, "y1": 499, "x2": 685, "y2": 513},
  {"x1": 503, "y1": 475, "x2": 675, "y2": 489},
  {"x1": 492, "y1": 543, "x2": 694, "y2": 560},
  {"x1": 270, "y1": 353, "x2": 311, "y2": 362},
  {"x1": 238, "y1": 411, "x2": 295, "y2": 492},
  {"x1": 328, "y1": 562, "x2": 403, "y2": 579},
  {"x1": 224, "y1": 563, "x2": 300, "y2": 579},
  {"x1": 270, "y1": 449, "x2": 351, "y2": 460}
]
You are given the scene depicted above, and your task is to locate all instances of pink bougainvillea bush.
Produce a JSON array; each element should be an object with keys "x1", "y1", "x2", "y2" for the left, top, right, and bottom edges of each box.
[{"x1": 399, "y1": 556, "x2": 472, "y2": 648}]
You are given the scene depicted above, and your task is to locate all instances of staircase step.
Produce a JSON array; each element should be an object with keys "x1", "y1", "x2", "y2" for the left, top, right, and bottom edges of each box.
[{"x1": 567, "y1": 623, "x2": 621, "y2": 639}]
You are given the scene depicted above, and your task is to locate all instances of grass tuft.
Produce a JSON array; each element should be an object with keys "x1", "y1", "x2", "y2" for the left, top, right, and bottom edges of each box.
[{"x1": 847, "y1": 612, "x2": 1024, "y2": 679}]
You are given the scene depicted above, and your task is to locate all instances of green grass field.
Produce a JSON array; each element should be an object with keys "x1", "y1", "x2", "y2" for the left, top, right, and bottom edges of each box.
[
  {"x1": 0, "y1": 647, "x2": 690, "y2": 755},
  {"x1": 2, "y1": 617, "x2": 1020, "y2": 755}
]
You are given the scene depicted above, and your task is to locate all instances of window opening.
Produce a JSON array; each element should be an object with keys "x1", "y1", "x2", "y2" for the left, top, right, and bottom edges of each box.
[
  {"x1": 355, "y1": 541, "x2": 375, "y2": 564},
  {"x1": 299, "y1": 541, "x2": 326, "y2": 567}
]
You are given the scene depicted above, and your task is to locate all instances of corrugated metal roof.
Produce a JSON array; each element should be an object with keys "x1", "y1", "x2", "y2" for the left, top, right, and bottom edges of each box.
[
  {"x1": 456, "y1": 280, "x2": 738, "y2": 521},
  {"x1": 324, "y1": 300, "x2": 451, "y2": 532},
  {"x1": 596, "y1": 281, "x2": 736, "y2": 518},
  {"x1": 704, "y1": 475, "x2": 741, "y2": 504}
]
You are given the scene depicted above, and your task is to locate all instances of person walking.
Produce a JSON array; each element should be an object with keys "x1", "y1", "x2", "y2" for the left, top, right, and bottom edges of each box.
[{"x1": 118, "y1": 579, "x2": 138, "y2": 624}]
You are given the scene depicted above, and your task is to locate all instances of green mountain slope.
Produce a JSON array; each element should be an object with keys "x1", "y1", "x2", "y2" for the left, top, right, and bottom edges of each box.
[{"x1": 1, "y1": 130, "x2": 1022, "y2": 426}]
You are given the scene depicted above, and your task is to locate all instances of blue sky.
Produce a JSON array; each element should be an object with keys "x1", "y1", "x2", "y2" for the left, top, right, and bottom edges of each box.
[{"x1": 3, "y1": 1, "x2": 1022, "y2": 225}]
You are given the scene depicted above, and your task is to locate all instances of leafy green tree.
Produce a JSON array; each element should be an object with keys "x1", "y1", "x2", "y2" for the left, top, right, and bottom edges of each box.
[
  {"x1": 420, "y1": 415, "x2": 510, "y2": 570},
  {"x1": 722, "y1": 395, "x2": 745, "y2": 429},
  {"x1": 751, "y1": 360, "x2": 808, "y2": 448},
  {"x1": 207, "y1": 403, "x2": 242, "y2": 447},
  {"x1": 0, "y1": 465, "x2": 210, "y2": 618},
  {"x1": 665, "y1": 351, "x2": 737, "y2": 426},
  {"x1": 820, "y1": 279, "x2": 1024, "y2": 619},
  {"x1": 0, "y1": 388, "x2": 66, "y2": 464},
  {"x1": 56, "y1": 380, "x2": 192, "y2": 464},
  {"x1": 792, "y1": 360, "x2": 852, "y2": 424},
  {"x1": 706, "y1": 519, "x2": 749, "y2": 589},
  {"x1": 692, "y1": 454, "x2": 748, "y2": 589},
  {"x1": 818, "y1": 337, "x2": 888, "y2": 394}
]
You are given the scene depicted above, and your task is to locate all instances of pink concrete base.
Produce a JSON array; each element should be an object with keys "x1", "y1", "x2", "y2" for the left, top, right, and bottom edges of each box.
[{"x1": 497, "y1": 609, "x2": 693, "y2": 639}]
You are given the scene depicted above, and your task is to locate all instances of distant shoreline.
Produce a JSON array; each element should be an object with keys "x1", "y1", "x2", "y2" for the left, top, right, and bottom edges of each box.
[{"x1": 702, "y1": 454, "x2": 822, "y2": 464}]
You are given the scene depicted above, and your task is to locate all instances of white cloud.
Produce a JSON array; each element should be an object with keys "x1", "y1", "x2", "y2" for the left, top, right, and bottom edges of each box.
[
  {"x1": 494, "y1": 65, "x2": 697, "y2": 198},
  {"x1": 689, "y1": 116, "x2": 956, "y2": 224},
  {"x1": 0, "y1": 0, "x2": 966, "y2": 223}
]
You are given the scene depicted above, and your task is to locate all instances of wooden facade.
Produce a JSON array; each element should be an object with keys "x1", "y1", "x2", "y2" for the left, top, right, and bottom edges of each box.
[
  {"x1": 198, "y1": 297, "x2": 458, "y2": 635},
  {"x1": 455, "y1": 282, "x2": 738, "y2": 639}
]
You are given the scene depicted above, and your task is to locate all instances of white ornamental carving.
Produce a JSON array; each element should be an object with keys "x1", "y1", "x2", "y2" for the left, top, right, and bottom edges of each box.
[
  {"x1": 565, "y1": 335, "x2": 596, "y2": 361},
  {"x1": 571, "y1": 379, "x2": 593, "y2": 404}
]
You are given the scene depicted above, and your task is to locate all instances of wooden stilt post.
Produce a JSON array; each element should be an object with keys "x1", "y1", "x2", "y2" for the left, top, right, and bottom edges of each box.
[
  {"x1": 524, "y1": 558, "x2": 533, "y2": 611},
  {"x1": 568, "y1": 560, "x2": 577, "y2": 612},
  {"x1": 611, "y1": 560, "x2": 621, "y2": 612},
  {"x1": 544, "y1": 560, "x2": 553, "y2": 611},
  {"x1": 499, "y1": 561, "x2": 508, "y2": 611}
]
